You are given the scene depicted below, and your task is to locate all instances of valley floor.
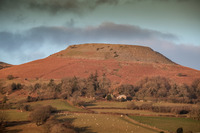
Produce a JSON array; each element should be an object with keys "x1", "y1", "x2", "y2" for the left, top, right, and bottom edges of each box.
[{"x1": 2, "y1": 99, "x2": 200, "y2": 133}]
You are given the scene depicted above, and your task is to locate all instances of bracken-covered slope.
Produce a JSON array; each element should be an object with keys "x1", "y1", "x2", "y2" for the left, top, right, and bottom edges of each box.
[
  {"x1": 0, "y1": 62, "x2": 12, "y2": 70},
  {"x1": 0, "y1": 43, "x2": 199, "y2": 85}
]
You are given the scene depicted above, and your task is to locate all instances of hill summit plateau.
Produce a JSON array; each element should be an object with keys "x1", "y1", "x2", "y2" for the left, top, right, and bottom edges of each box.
[{"x1": 51, "y1": 43, "x2": 175, "y2": 64}]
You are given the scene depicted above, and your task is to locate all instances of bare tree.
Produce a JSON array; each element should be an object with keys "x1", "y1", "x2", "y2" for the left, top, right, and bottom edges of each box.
[
  {"x1": 29, "y1": 105, "x2": 57, "y2": 126},
  {"x1": 0, "y1": 111, "x2": 8, "y2": 132}
]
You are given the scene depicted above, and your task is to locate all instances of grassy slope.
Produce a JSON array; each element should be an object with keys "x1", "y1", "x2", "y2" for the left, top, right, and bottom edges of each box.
[
  {"x1": 91, "y1": 109, "x2": 172, "y2": 116},
  {"x1": 6, "y1": 123, "x2": 44, "y2": 133},
  {"x1": 5, "y1": 110, "x2": 29, "y2": 121},
  {"x1": 88, "y1": 100, "x2": 195, "y2": 108},
  {"x1": 4, "y1": 99, "x2": 200, "y2": 133},
  {"x1": 129, "y1": 115, "x2": 200, "y2": 132},
  {"x1": 90, "y1": 101, "x2": 129, "y2": 108},
  {"x1": 58, "y1": 113, "x2": 158, "y2": 133},
  {"x1": 26, "y1": 99, "x2": 83, "y2": 111},
  {"x1": 4, "y1": 99, "x2": 82, "y2": 133},
  {"x1": 5, "y1": 99, "x2": 82, "y2": 122}
]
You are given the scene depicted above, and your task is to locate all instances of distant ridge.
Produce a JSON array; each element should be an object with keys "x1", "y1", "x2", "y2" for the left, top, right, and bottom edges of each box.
[{"x1": 51, "y1": 43, "x2": 175, "y2": 64}]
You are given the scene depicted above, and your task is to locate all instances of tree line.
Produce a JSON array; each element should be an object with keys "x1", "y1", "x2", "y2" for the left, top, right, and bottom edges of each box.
[{"x1": 1, "y1": 73, "x2": 200, "y2": 104}]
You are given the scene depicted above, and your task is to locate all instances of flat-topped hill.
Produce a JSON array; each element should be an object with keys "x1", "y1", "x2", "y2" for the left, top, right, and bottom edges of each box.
[
  {"x1": 51, "y1": 43, "x2": 175, "y2": 64},
  {"x1": 0, "y1": 43, "x2": 199, "y2": 85}
]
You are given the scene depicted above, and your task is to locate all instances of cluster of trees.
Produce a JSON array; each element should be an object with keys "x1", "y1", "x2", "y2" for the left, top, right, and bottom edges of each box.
[
  {"x1": 135, "y1": 77, "x2": 200, "y2": 103},
  {"x1": 2, "y1": 73, "x2": 200, "y2": 103},
  {"x1": 29, "y1": 105, "x2": 77, "y2": 133},
  {"x1": 25, "y1": 72, "x2": 111, "y2": 101},
  {"x1": 0, "y1": 96, "x2": 11, "y2": 109},
  {"x1": 127, "y1": 102, "x2": 189, "y2": 114},
  {"x1": 43, "y1": 117, "x2": 76, "y2": 133},
  {"x1": 0, "y1": 82, "x2": 23, "y2": 95},
  {"x1": 29, "y1": 105, "x2": 57, "y2": 126},
  {"x1": 113, "y1": 77, "x2": 200, "y2": 103},
  {"x1": 127, "y1": 102, "x2": 200, "y2": 120}
]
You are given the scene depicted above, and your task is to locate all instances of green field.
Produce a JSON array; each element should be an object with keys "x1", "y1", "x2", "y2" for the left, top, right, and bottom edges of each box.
[
  {"x1": 4, "y1": 110, "x2": 29, "y2": 121},
  {"x1": 4, "y1": 99, "x2": 82, "y2": 122},
  {"x1": 91, "y1": 109, "x2": 173, "y2": 116},
  {"x1": 3, "y1": 99, "x2": 200, "y2": 133},
  {"x1": 129, "y1": 115, "x2": 200, "y2": 133},
  {"x1": 26, "y1": 99, "x2": 83, "y2": 111},
  {"x1": 6, "y1": 123, "x2": 44, "y2": 133},
  {"x1": 89, "y1": 101, "x2": 130, "y2": 108},
  {"x1": 87, "y1": 100, "x2": 195, "y2": 108},
  {"x1": 58, "y1": 113, "x2": 158, "y2": 133}
]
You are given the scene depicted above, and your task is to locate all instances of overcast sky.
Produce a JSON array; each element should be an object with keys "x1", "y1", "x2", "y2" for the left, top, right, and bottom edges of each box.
[{"x1": 0, "y1": 0, "x2": 200, "y2": 70}]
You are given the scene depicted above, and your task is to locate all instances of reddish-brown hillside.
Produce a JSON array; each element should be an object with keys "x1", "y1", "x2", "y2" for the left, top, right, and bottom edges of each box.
[
  {"x1": 0, "y1": 62, "x2": 12, "y2": 70},
  {"x1": 0, "y1": 43, "x2": 199, "y2": 86}
]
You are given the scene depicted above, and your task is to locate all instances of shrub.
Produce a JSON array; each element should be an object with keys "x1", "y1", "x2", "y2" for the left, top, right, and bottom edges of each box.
[
  {"x1": 177, "y1": 73, "x2": 187, "y2": 77},
  {"x1": 190, "y1": 107, "x2": 200, "y2": 120},
  {"x1": 176, "y1": 127, "x2": 183, "y2": 133},
  {"x1": 139, "y1": 103, "x2": 152, "y2": 110},
  {"x1": 29, "y1": 105, "x2": 57, "y2": 126},
  {"x1": 11, "y1": 83, "x2": 23, "y2": 91},
  {"x1": 2, "y1": 96, "x2": 7, "y2": 104},
  {"x1": 127, "y1": 102, "x2": 138, "y2": 110},
  {"x1": 44, "y1": 117, "x2": 76, "y2": 133},
  {"x1": 0, "y1": 102, "x2": 12, "y2": 110},
  {"x1": 76, "y1": 101, "x2": 87, "y2": 107},
  {"x1": 17, "y1": 104, "x2": 32, "y2": 111},
  {"x1": 7, "y1": 75, "x2": 14, "y2": 80},
  {"x1": 0, "y1": 111, "x2": 7, "y2": 132},
  {"x1": 60, "y1": 93, "x2": 68, "y2": 99},
  {"x1": 120, "y1": 97, "x2": 127, "y2": 102},
  {"x1": 116, "y1": 84, "x2": 136, "y2": 97},
  {"x1": 27, "y1": 96, "x2": 38, "y2": 102},
  {"x1": 135, "y1": 76, "x2": 171, "y2": 98},
  {"x1": 106, "y1": 95, "x2": 112, "y2": 101},
  {"x1": 152, "y1": 106, "x2": 171, "y2": 113},
  {"x1": 50, "y1": 123, "x2": 76, "y2": 133},
  {"x1": 34, "y1": 83, "x2": 41, "y2": 90},
  {"x1": 126, "y1": 96, "x2": 133, "y2": 101}
]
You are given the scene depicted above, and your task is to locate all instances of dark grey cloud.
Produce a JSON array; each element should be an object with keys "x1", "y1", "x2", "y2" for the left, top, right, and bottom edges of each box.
[
  {"x1": 0, "y1": 31, "x2": 25, "y2": 51},
  {"x1": 95, "y1": 0, "x2": 118, "y2": 5},
  {"x1": 0, "y1": 22, "x2": 177, "y2": 50},
  {"x1": 0, "y1": 22, "x2": 199, "y2": 70},
  {"x1": 0, "y1": 0, "x2": 119, "y2": 15},
  {"x1": 65, "y1": 19, "x2": 75, "y2": 27},
  {"x1": 1, "y1": 0, "x2": 199, "y2": 15}
]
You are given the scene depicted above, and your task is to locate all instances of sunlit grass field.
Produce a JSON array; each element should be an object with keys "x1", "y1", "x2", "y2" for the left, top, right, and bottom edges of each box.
[
  {"x1": 129, "y1": 115, "x2": 200, "y2": 133},
  {"x1": 3, "y1": 99, "x2": 199, "y2": 133},
  {"x1": 5, "y1": 110, "x2": 29, "y2": 121},
  {"x1": 58, "y1": 113, "x2": 158, "y2": 133},
  {"x1": 25, "y1": 99, "x2": 83, "y2": 111},
  {"x1": 89, "y1": 101, "x2": 130, "y2": 108},
  {"x1": 6, "y1": 123, "x2": 44, "y2": 133},
  {"x1": 88, "y1": 100, "x2": 195, "y2": 108},
  {"x1": 91, "y1": 109, "x2": 173, "y2": 116}
]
